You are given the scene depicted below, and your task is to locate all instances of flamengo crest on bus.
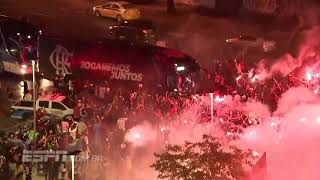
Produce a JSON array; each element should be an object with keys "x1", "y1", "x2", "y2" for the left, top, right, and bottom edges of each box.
[
  {"x1": 80, "y1": 61, "x2": 143, "y2": 82},
  {"x1": 49, "y1": 45, "x2": 73, "y2": 76},
  {"x1": 49, "y1": 45, "x2": 143, "y2": 82}
]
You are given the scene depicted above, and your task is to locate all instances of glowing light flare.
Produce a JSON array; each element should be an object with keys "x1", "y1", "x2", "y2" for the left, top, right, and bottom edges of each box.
[
  {"x1": 252, "y1": 151, "x2": 259, "y2": 157},
  {"x1": 251, "y1": 77, "x2": 256, "y2": 83},
  {"x1": 183, "y1": 120, "x2": 188, "y2": 124},
  {"x1": 134, "y1": 133, "x2": 141, "y2": 139},
  {"x1": 316, "y1": 117, "x2": 320, "y2": 124},
  {"x1": 300, "y1": 117, "x2": 306, "y2": 122},
  {"x1": 226, "y1": 132, "x2": 233, "y2": 136},
  {"x1": 314, "y1": 89, "x2": 318, "y2": 94},
  {"x1": 270, "y1": 122, "x2": 276, "y2": 127},
  {"x1": 215, "y1": 95, "x2": 224, "y2": 103},
  {"x1": 251, "y1": 75, "x2": 260, "y2": 83},
  {"x1": 125, "y1": 123, "x2": 157, "y2": 147},
  {"x1": 236, "y1": 75, "x2": 242, "y2": 81},
  {"x1": 248, "y1": 131, "x2": 255, "y2": 136},
  {"x1": 306, "y1": 71, "x2": 312, "y2": 81}
]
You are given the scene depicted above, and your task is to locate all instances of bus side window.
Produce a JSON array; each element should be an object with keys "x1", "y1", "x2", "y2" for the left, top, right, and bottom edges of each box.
[
  {"x1": 1, "y1": 22, "x2": 21, "y2": 58},
  {"x1": 0, "y1": 26, "x2": 6, "y2": 51}
]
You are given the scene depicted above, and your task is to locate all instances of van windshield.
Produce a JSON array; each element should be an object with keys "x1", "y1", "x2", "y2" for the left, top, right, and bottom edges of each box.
[{"x1": 15, "y1": 101, "x2": 33, "y2": 107}]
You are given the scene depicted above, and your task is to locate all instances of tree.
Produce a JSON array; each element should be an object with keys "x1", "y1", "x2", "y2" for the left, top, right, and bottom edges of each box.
[{"x1": 151, "y1": 135, "x2": 255, "y2": 180}]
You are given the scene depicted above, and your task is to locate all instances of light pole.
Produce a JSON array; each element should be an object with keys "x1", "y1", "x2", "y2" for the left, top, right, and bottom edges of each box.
[
  {"x1": 32, "y1": 60, "x2": 36, "y2": 133},
  {"x1": 67, "y1": 151, "x2": 80, "y2": 180},
  {"x1": 70, "y1": 155, "x2": 75, "y2": 180},
  {"x1": 209, "y1": 93, "x2": 214, "y2": 134}
]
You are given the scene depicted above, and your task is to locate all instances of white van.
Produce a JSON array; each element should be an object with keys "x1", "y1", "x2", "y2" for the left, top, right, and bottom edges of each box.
[{"x1": 12, "y1": 93, "x2": 74, "y2": 119}]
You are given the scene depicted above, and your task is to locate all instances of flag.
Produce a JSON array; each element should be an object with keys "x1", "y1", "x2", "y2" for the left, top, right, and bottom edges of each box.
[{"x1": 251, "y1": 152, "x2": 267, "y2": 180}]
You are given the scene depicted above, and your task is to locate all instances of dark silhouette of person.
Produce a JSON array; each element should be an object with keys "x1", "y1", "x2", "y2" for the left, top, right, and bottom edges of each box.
[{"x1": 20, "y1": 81, "x2": 29, "y2": 99}]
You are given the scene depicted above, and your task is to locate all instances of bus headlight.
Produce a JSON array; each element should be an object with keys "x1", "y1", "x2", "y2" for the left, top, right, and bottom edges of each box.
[
  {"x1": 21, "y1": 69, "x2": 26, "y2": 74},
  {"x1": 21, "y1": 64, "x2": 28, "y2": 74},
  {"x1": 21, "y1": 64, "x2": 28, "y2": 69},
  {"x1": 176, "y1": 66, "x2": 185, "y2": 71}
]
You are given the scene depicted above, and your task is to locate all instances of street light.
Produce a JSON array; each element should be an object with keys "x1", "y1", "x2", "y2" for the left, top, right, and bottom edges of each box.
[
  {"x1": 209, "y1": 93, "x2": 214, "y2": 134},
  {"x1": 67, "y1": 150, "x2": 81, "y2": 180},
  {"x1": 32, "y1": 60, "x2": 36, "y2": 134},
  {"x1": 70, "y1": 155, "x2": 75, "y2": 180}
]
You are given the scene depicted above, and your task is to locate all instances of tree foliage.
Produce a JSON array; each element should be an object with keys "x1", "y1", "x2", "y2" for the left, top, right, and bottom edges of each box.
[{"x1": 151, "y1": 135, "x2": 255, "y2": 180}]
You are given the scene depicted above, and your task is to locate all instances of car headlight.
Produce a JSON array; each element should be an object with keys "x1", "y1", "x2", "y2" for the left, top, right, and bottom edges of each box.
[{"x1": 21, "y1": 64, "x2": 28, "y2": 69}]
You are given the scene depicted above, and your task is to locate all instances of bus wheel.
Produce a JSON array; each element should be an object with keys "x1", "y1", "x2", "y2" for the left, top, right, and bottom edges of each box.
[{"x1": 0, "y1": 62, "x2": 4, "y2": 74}]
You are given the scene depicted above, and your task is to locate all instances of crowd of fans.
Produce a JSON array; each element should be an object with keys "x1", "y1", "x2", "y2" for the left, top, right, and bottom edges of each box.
[{"x1": 1, "y1": 58, "x2": 319, "y2": 180}]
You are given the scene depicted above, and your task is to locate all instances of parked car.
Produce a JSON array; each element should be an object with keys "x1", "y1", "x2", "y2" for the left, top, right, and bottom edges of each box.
[
  {"x1": 11, "y1": 93, "x2": 74, "y2": 119},
  {"x1": 93, "y1": 1, "x2": 141, "y2": 22},
  {"x1": 226, "y1": 35, "x2": 277, "y2": 52},
  {"x1": 107, "y1": 19, "x2": 156, "y2": 44}
]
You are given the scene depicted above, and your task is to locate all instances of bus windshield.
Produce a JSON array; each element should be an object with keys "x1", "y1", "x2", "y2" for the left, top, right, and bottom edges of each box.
[{"x1": 169, "y1": 56, "x2": 200, "y2": 73}]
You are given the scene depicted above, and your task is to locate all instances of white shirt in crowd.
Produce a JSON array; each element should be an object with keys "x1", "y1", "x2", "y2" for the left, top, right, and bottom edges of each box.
[
  {"x1": 69, "y1": 122, "x2": 78, "y2": 140},
  {"x1": 117, "y1": 118, "x2": 128, "y2": 131},
  {"x1": 77, "y1": 121, "x2": 87, "y2": 135}
]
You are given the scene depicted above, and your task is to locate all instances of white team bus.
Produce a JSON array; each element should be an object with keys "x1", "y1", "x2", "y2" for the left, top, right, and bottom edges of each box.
[{"x1": 0, "y1": 15, "x2": 40, "y2": 75}]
